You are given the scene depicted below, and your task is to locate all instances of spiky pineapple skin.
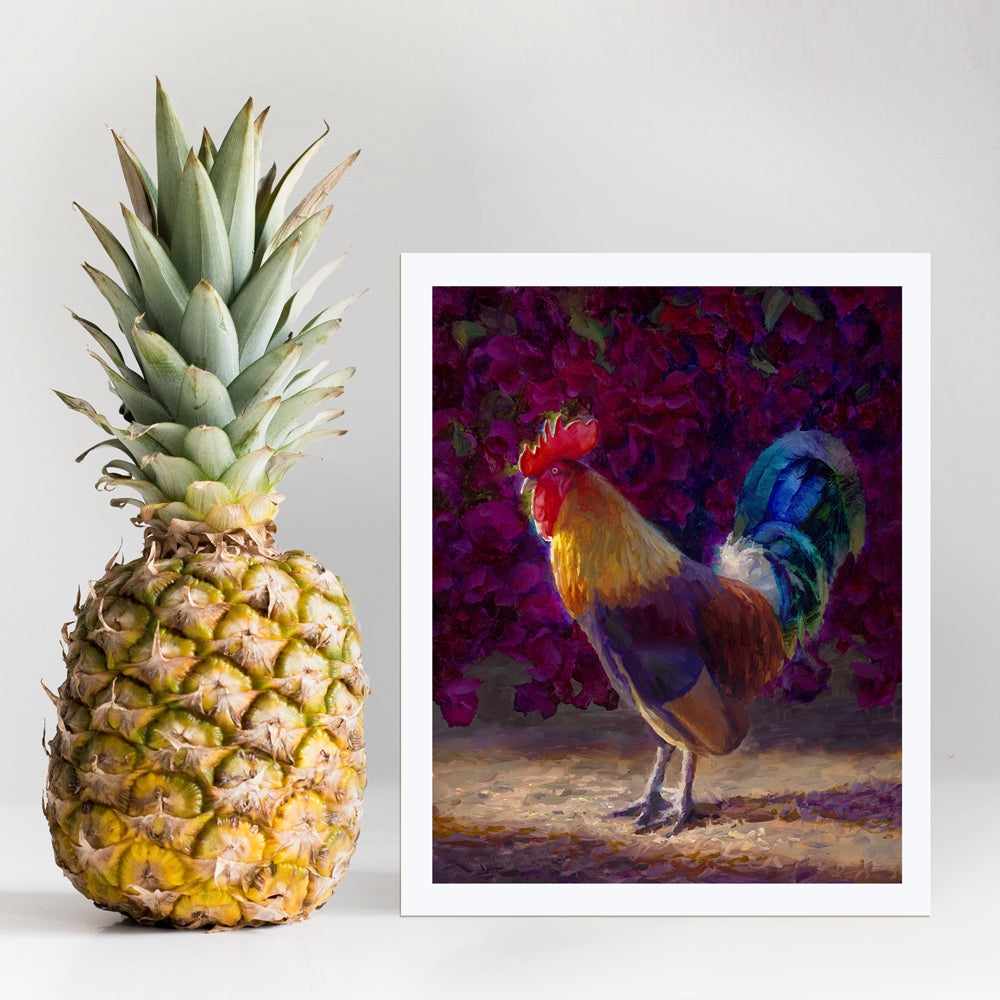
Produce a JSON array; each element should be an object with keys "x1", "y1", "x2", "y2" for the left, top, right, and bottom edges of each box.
[{"x1": 44, "y1": 529, "x2": 366, "y2": 928}]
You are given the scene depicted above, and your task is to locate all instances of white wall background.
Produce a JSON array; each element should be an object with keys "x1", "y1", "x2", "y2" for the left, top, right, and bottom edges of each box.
[{"x1": 0, "y1": 1, "x2": 994, "y2": 996}]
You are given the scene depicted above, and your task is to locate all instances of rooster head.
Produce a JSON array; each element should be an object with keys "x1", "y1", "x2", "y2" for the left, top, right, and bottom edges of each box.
[{"x1": 518, "y1": 415, "x2": 600, "y2": 540}]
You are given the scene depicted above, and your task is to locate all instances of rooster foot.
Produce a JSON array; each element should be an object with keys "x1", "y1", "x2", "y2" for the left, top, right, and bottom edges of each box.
[
  {"x1": 661, "y1": 802, "x2": 695, "y2": 836},
  {"x1": 610, "y1": 793, "x2": 696, "y2": 834},
  {"x1": 611, "y1": 744, "x2": 697, "y2": 833},
  {"x1": 609, "y1": 791, "x2": 676, "y2": 831}
]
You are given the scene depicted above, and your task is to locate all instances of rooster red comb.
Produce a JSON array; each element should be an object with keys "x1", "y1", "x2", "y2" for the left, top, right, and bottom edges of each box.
[{"x1": 518, "y1": 416, "x2": 600, "y2": 477}]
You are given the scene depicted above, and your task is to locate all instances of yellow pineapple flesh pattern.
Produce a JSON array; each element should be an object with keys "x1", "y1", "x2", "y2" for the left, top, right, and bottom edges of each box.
[{"x1": 45, "y1": 527, "x2": 367, "y2": 928}]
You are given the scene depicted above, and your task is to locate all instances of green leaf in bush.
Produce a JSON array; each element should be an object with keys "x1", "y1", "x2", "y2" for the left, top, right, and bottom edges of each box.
[
  {"x1": 479, "y1": 307, "x2": 518, "y2": 335},
  {"x1": 762, "y1": 287, "x2": 792, "y2": 331},
  {"x1": 452, "y1": 321, "x2": 489, "y2": 349},
  {"x1": 568, "y1": 313, "x2": 607, "y2": 348},
  {"x1": 670, "y1": 290, "x2": 699, "y2": 308},
  {"x1": 791, "y1": 288, "x2": 824, "y2": 321},
  {"x1": 749, "y1": 344, "x2": 778, "y2": 375},
  {"x1": 452, "y1": 422, "x2": 476, "y2": 456}
]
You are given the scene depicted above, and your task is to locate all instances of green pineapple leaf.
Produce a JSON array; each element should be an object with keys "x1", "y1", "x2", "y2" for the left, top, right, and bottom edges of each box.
[
  {"x1": 112, "y1": 131, "x2": 157, "y2": 233},
  {"x1": 286, "y1": 319, "x2": 343, "y2": 366},
  {"x1": 267, "y1": 150, "x2": 358, "y2": 257},
  {"x1": 141, "y1": 453, "x2": 207, "y2": 496},
  {"x1": 269, "y1": 252, "x2": 349, "y2": 345},
  {"x1": 132, "y1": 327, "x2": 189, "y2": 415},
  {"x1": 220, "y1": 447, "x2": 275, "y2": 495},
  {"x1": 266, "y1": 380, "x2": 347, "y2": 447},
  {"x1": 299, "y1": 289, "x2": 366, "y2": 337},
  {"x1": 271, "y1": 407, "x2": 344, "y2": 450},
  {"x1": 177, "y1": 281, "x2": 240, "y2": 386},
  {"x1": 154, "y1": 79, "x2": 190, "y2": 243},
  {"x1": 256, "y1": 123, "x2": 328, "y2": 254},
  {"x1": 69, "y1": 311, "x2": 146, "y2": 390},
  {"x1": 182, "y1": 426, "x2": 238, "y2": 480},
  {"x1": 122, "y1": 206, "x2": 189, "y2": 342},
  {"x1": 253, "y1": 107, "x2": 269, "y2": 163},
  {"x1": 54, "y1": 392, "x2": 149, "y2": 463},
  {"x1": 227, "y1": 341, "x2": 301, "y2": 413},
  {"x1": 175, "y1": 365, "x2": 236, "y2": 427},
  {"x1": 288, "y1": 208, "x2": 332, "y2": 276},
  {"x1": 101, "y1": 458, "x2": 143, "y2": 480},
  {"x1": 82, "y1": 264, "x2": 145, "y2": 354},
  {"x1": 268, "y1": 428, "x2": 344, "y2": 481},
  {"x1": 75, "y1": 437, "x2": 137, "y2": 464},
  {"x1": 197, "y1": 128, "x2": 216, "y2": 172},
  {"x1": 74, "y1": 203, "x2": 143, "y2": 303},
  {"x1": 282, "y1": 426, "x2": 345, "y2": 452},
  {"x1": 284, "y1": 361, "x2": 353, "y2": 396},
  {"x1": 172, "y1": 150, "x2": 234, "y2": 301},
  {"x1": 210, "y1": 98, "x2": 257, "y2": 292},
  {"x1": 99, "y1": 474, "x2": 166, "y2": 506},
  {"x1": 90, "y1": 354, "x2": 171, "y2": 425},
  {"x1": 139, "y1": 422, "x2": 190, "y2": 456},
  {"x1": 225, "y1": 397, "x2": 281, "y2": 454},
  {"x1": 185, "y1": 480, "x2": 236, "y2": 512},
  {"x1": 263, "y1": 449, "x2": 305, "y2": 483},
  {"x1": 230, "y1": 235, "x2": 299, "y2": 366},
  {"x1": 256, "y1": 162, "x2": 277, "y2": 217}
]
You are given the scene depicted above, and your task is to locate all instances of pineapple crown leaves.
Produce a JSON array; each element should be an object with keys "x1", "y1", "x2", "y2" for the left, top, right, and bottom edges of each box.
[{"x1": 61, "y1": 80, "x2": 361, "y2": 532}]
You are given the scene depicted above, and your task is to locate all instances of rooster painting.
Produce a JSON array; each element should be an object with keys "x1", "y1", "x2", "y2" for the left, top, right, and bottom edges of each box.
[{"x1": 517, "y1": 414, "x2": 866, "y2": 835}]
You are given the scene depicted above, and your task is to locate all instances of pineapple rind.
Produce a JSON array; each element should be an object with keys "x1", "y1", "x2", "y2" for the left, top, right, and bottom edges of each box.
[{"x1": 45, "y1": 534, "x2": 367, "y2": 928}]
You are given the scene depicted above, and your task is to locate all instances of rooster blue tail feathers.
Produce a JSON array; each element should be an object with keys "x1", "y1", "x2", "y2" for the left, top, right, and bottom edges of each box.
[{"x1": 720, "y1": 430, "x2": 866, "y2": 647}]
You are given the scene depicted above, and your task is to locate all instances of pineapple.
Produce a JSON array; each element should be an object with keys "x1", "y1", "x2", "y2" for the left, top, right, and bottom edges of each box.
[{"x1": 43, "y1": 81, "x2": 368, "y2": 928}]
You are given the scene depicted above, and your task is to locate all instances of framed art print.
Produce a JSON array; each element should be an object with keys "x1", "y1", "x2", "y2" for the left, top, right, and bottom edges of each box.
[{"x1": 400, "y1": 253, "x2": 930, "y2": 916}]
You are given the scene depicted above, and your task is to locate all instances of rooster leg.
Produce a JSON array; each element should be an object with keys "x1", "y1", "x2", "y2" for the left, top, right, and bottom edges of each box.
[
  {"x1": 665, "y1": 747, "x2": 697, "y2": 835},
  {"x1": 611, "y1": 742, "x2": 698, "y2": 834},
  {"x1": 609, "y1": 740, "x2": 674, "y2": 828}
]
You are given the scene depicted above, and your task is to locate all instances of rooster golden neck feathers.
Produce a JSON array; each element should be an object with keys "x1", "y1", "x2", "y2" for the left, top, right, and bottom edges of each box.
[
  {"x1": 549, "y1": 471, "x2": 682, "y2": 617},
  {"x1": 519, "y1": 417, "x2": 681, "y2": 617}
]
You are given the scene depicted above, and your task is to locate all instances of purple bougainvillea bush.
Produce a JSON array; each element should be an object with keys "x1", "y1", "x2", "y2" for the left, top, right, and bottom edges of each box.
[{"x1": 432, "y1": 287, "x2": 902, "y2": 727}]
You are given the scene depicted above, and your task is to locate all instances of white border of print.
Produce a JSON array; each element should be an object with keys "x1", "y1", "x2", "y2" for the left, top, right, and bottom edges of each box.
[{"x1": 400, "y1": 253, "x2": 930, "y2": 917}]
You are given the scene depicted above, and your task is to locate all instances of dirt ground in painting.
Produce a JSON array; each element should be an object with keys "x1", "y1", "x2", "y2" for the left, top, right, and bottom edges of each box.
[{"x1": 433, "y1": 682, "x2": 902, "y2": 884}]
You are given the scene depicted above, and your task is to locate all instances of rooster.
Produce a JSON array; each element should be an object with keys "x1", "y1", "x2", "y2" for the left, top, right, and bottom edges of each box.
[{"x1": 517, "y1": 415, "x2": 865, "y2": 834}]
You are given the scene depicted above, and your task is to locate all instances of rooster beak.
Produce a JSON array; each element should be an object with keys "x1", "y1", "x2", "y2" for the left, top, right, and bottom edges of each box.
[{"x1": 520, "y1": 476, "x2": 536, "y2": 496}]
